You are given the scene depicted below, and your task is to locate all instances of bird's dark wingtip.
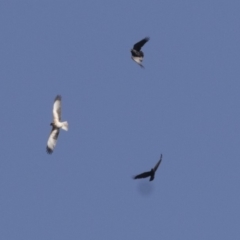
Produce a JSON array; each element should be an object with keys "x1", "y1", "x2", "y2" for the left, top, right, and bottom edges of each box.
[
  {"x1": 46, "y1": 147, "x2": 53, "y2": 154},
  {"x1": 55, "y1": 95, "x2": 62, "y2": 101}
]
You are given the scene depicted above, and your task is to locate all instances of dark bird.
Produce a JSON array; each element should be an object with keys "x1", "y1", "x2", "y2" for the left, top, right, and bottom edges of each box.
[
  {"x1": 46, "y1": 95, "x2": 68, "y2": 154},
  {"x1": 131, "y1": 37, "x2": 150, "y2": 68},
  {"x1": 133, "y1": 154, "x2": 162, "y2": 181}
]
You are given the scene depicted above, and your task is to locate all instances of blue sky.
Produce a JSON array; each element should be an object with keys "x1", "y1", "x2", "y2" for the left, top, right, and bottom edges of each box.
[{"x1": 0, "y1": 1, "x2": 240, "y2": 239}]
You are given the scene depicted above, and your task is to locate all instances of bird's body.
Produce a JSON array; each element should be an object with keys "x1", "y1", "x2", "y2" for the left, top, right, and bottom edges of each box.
[
  {"x1": 133, "y1": 154, "x2": 162, "y2": 181},
  {"x1": 46, "y1": 95, "x2": 68, "y2": 154},
  {"x1": 131, "y1": 37, "x2": 149, "y2": 68},
  {"x1": 51, "y1": 121, "x2": 68, "y2": 130}
]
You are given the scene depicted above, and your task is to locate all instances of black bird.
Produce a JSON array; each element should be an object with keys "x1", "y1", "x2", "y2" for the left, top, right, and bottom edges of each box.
[
  {"x1": 133, "y1": 154, "x2": 162, "y2": 181},
  {"x1": 131, "y1": 37, "x2": 150, "y2": 68}
]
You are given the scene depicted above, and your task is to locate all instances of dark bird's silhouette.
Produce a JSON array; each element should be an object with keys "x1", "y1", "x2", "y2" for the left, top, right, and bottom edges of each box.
[
  {"x1": 133, "y1": 154, "x2": 162, "y2": 181},
  {"x1": 131, "y1": 37, "x2": 150, "y2": 68}
]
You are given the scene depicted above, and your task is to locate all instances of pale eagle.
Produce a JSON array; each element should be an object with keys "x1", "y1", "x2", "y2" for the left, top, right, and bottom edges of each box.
[{"x1": 46, "y1": 95, "x2": 68, "y2": 154}]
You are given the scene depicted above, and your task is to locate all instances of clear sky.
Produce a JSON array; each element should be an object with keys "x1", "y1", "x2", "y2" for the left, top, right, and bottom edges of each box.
[{"x1": 0, "y1": 1, "x2": 240, "y2": 239}]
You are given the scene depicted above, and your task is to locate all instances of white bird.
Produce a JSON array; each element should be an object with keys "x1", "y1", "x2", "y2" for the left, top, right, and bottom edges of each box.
[
  {"x1": 46, "y1": 95, "x2": 68, "y2": 154},
  {"x1": 131, "y1": 37, "x2": 150, "y2": 68}
]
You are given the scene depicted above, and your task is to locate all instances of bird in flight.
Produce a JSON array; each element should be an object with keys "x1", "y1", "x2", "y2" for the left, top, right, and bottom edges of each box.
[
  {"x1": 46, "y1": 95, "x2": 68, "y2": 154},
  {"x1": 131, "y1": 37, "x2": 150, "y2": 68},
  {"x1": 133, "y1": 154, "x2": 162, "y2": 181}
]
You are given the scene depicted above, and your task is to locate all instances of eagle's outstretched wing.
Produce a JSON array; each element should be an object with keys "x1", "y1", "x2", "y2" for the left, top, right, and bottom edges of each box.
[
  {"x1": 53, "y1": 95, "x2": 61, "y2": 122},
  {"x1": 133, "y1": 171, "x2": 151, "y2": 179},
  {"x1": 131, "y1": 56, "x2": 144, "y2": 68},
  {"x1": 46, "y1": 127, "x2": 60, "y2": 154},
  {"x1": 133, "y1": 37, "x2": 150, "y2": 51},
  {"x1": 153, "y1": 154, "x2": 162, "y2": 172}
]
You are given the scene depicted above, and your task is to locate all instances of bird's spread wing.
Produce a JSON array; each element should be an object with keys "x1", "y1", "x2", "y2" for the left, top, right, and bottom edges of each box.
[
  {"x1": 46, "y1": 127, "x2": 60, "y2": 154},
  {"x1": 132, "y1": 56, "x2": 144, "y2": 68},
  {"x1": 53, "y1": 95, "x2": 61, "y2": 122},
  {"x1": 153, "y1": 154, "x2": 162, "y2": 172},
  {"x1": 133, "y1": 37, "x2": 150, "y2": 51},
  {"x1": 133, "y1": 171, "x2": 151, "y2": 179}
]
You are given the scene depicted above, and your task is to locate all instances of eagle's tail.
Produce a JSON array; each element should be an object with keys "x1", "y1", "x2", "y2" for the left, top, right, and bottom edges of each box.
[{"x1": 61, "y1": 121, "x2": 68, "y2": 131}]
